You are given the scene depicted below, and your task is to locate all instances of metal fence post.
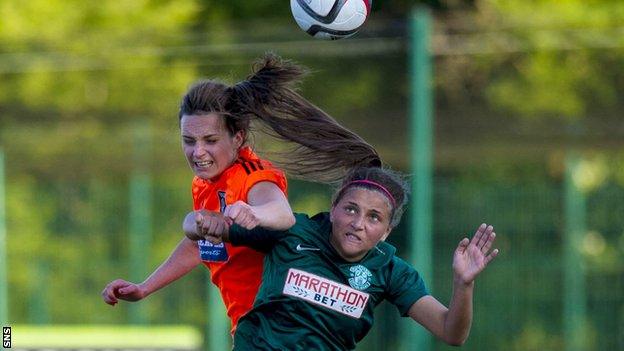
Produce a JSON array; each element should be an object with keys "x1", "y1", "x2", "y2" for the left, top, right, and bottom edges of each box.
[
  {"x1": 563, "y1": 152, "x2": 587, "y2": 351},
  {"x1": 401, "y1": 6, "x2": 434, "y2": 351}
]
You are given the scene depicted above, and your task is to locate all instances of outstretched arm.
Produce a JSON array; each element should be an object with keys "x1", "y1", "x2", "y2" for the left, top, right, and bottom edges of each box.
[
  {"x1": 102, "y1": 237, "x2": 201, "y2": 305},
  {"x1": 408, "y1": 224, "x2": 499, "y2": 345}
]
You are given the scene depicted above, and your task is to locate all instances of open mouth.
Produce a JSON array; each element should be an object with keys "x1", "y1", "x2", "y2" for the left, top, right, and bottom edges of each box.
[
  {"x1": 345, "y1": 232, "x2": 362, "y2": 242},
  {"x1": 194, "y1": 160, "x2": 214, "y2": 168}
]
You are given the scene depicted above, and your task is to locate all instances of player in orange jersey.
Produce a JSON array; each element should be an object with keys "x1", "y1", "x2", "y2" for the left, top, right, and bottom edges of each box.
[{"x1": 101, "y1": 54, "x2": 298, "y2": 334}]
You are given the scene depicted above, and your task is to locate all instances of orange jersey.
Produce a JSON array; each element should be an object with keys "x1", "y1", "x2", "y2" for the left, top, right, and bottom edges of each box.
[{"x1": 191, "y1": 146, "x2": 287, "y2": 334}]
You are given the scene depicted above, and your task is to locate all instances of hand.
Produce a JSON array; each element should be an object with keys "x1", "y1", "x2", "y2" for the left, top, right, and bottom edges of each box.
[
  {"x1": 223, "y1": 201, "x2": 260, "y2": 229},
  {"x1": 452, "y1": 223, "x2": 499, "y2": 285},
  {"x1": 101, "y1": 279, "x2": 146, "y2": 306},
  {"x1": 194, "y1": 210, "x2": 232, "y2": 244}
]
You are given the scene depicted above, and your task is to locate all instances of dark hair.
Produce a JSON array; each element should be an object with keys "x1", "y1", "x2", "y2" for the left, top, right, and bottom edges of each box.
[
  {"x1": 178, "y1": 54, "x2": 407, "y2": 216},
  {"x1": 178, "y1": 80, "x2": 251, "y2": 143},
  {"x1": 332, "y1": 167, "x2": 409, "y2": 227},
  {"x1": 181, "y1": 53, "x2": 378, "y2": 183}
]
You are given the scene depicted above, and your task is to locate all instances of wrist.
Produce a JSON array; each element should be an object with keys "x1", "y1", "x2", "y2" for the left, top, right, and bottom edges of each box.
[
  {"x1": 453, "y1": 275, "x2": 475, "y2": 289},
  {"x1": 137, "y1": 283, "x2": 150, "y2": 299}
]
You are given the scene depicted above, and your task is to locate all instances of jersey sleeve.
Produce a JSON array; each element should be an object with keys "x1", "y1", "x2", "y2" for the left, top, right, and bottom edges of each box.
[
  {"x1": 241, "y1": 165, "x2": 288, "y2": 201},
  {"x1": 228, "y1": 224, "x2": 287, "y2": 253},
  {"x1": 385, "y1": 256, "x2": 430, "y2": 317}
]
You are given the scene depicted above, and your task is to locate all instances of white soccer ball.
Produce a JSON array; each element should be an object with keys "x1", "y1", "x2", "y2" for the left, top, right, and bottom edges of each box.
[{"x1": 290, "y1": 0, "x2": 371, "y2": 40}]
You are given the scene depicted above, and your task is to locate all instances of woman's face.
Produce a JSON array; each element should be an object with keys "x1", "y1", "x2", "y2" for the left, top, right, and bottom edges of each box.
[
  {"x1": 329, "y1": 187, "x2": 393, "y2": 262},
  {"x1": 181, "y1": 113, "x2": 243, "y2": 181}
]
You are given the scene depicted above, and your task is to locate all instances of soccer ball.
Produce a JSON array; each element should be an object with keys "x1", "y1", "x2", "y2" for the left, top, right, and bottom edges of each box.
[{"x1": 290, "y1": 0, "x2": 371, "y2": 40}]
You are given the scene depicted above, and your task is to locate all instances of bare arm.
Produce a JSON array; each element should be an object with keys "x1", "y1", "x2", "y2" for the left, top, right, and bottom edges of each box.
[
  {"x1": 224, "y1": 181, "x2": 295, "y2": 230},
  {"x1": 102, "y1": 237, "x2": 201, "y2": 305},
  {"x1": 407, "y1": 283, "x2": 474, "y2": 346},
  {"x1": 140, "y1": 237, "x2": 202, "y2": 295},
  {"x1": 407, "y1": 224, "x2": 499, "y2": 345}
]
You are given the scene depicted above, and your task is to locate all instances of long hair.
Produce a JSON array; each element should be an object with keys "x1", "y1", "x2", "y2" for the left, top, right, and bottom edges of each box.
[
  {"x1": 227, "y1": 53, "x2": 381, "y2": 183},
  {"x1": 179, "y1": 53, "x2": 409, "y2": 223}
]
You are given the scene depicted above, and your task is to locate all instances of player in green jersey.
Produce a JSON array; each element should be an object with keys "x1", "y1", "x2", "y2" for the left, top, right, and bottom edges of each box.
[
  {"x1": 184, "y1": 55, "x2": 499, "y2": 350},
  {"x1": 209, "y1": 167, "x2": 497, "y2": 350}
]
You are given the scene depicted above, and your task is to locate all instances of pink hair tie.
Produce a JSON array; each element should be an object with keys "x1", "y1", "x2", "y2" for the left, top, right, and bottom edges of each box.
[{"x1": 347, "y1": 180, "x2": 396, "y2": 208}]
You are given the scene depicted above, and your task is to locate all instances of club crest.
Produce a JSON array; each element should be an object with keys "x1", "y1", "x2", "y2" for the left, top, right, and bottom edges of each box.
[{"x1": 348, "y1": 265, "x2": 372, "y2": 290}]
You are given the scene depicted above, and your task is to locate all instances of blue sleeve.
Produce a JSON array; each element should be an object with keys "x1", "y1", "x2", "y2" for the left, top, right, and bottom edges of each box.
[
  {"x1": 386, "y1": 257, "x2": 430, "y2": 317},
  {"x1": 228, "y1": 224, "x2": 287, "y2": 253}
]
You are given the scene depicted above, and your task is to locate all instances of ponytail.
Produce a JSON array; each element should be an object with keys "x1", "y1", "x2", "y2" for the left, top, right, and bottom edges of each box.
[{"x1": 229, "y1": 53, "x2": 381, "y2": 184}]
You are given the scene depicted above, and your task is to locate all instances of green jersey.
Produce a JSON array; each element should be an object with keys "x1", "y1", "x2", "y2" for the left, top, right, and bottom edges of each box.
[{"x1": 229, "y1": 212, "x2": 429, "y2": 350}]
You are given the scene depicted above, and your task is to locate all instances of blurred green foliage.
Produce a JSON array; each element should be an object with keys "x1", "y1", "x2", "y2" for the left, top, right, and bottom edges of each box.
[{"x1": 1, "y1": 0, "x2": 624, "y2": 350}]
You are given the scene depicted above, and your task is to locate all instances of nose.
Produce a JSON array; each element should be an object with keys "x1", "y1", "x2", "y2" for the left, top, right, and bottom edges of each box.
[
  {"x1": 193, "y1": 141, "x2": 208, "y2": 159},
  {"x1": 350, "y1": 215, "x2": 364, "y2": 231}
]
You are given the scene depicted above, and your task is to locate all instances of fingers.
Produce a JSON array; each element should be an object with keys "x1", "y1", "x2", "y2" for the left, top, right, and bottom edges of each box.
[
  {"x1": 102, "y1": 279, "x2": 128, "y2": 306},
  {"x1": 204, "y1": 220, "x2": 228, "y2": 244},
  {"x1": 476, "y1": 225, "x2": 494, "y2": 249},
  {"x1": 481, "y1": 231, "x2": 496, "y2": 254},
  {"x1": 117, "y1": 284, "x2": 138, "y2": 296},
  {"x1": 204, "y1": 234, "x2": 222, "y2": 245},
  {"x1": 195, "y1": 210, "x2": 231, "y2": 242},
  {"x1": 224, "y1": 201, "x2": 259, "y2": 229},
  {"x1": 195, "y1": 212, "x2": 206, "y2": 238},
  {"x1": 102, "y1": 286, "x2": 118, "y2": 306},
  {"x1": 206, "y1": 215, "x2": 221, "y2": 235},
  {"x1": 469, "y1": 223, "x2": 487, "y2": 247},
  {"x1": 222, "y1": 203, "x2": 237, "y2": 220},
  {"x1": 485, "y1": 248, "x2": 499, "y2": 265},
  {"x1": 456, "y1": 237, "x2": 469, "y2": 254}
]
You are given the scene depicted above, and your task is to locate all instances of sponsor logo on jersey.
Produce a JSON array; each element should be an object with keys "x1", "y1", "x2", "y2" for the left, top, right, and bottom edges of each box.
[
  {"x1": 282, "y1": 268, "x2": 369, "y2": 319},
  {"x1": 348, "y1": 264, "x2": 372, "y2": 290},
  {"x1": 295, "y1": 243, "x2": 320, "y2": 251}
]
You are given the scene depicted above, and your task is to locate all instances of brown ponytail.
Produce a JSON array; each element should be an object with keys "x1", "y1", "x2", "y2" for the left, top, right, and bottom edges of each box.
[{"x1": 229, "y1": 53, "x2": 381, "y2": 183}]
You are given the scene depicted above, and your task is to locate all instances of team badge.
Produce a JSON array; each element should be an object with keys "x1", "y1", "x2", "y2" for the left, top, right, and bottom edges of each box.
[{"x1": 348, "y1": 265, "x2": 372, "y2": 291}]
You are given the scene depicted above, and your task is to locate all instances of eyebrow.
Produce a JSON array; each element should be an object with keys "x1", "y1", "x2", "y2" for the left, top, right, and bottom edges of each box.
[
  {"x1": 368, "y1": 209, "x2": 383, "y2": 216},
  {"x1": 181, "y1": 133, "x2": 219, "y2": 139},
  {"x1": 346, "y1": 201, "x2": 385, "y2": 216}
]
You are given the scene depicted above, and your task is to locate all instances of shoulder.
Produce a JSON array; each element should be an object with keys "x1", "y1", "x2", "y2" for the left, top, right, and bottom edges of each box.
[
  {"x1": 376, "y1": 240, "x2": 397, "y2": 258},
  {"x1": 360, "y1": 240, "x2": 397, "y2": 269},
  {"x1": 236, "y1": 149, "x2": 288, "y2": 194},
  {"x1": 291, "y1": 212, "x2": 321, "y2": 230},
  {"x1": 295, "y1": 212, "x2": 331, "y2": 231},
  {"x1": 285, "y1": 212, "x2": 331, "y2": 242},
  {"x1": 237, "y1": 147, "x2": 283, "y2": 174}
]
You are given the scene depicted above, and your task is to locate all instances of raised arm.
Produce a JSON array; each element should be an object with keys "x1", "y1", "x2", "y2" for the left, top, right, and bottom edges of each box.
[
  {"x1": 102, "y1": 237, "x2": 201, "y2": 306},
  {"x1": 408, "y1": 224, "x2": 498, "y2": 345},
  {"x1": 224, "y1": 181, "x2": 295, "y2": 230}
]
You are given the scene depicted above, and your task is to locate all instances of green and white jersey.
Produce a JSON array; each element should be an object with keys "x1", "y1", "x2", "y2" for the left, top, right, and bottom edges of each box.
[{"x1": 229, "y1": 212, "x2": 429, "y2": 350}]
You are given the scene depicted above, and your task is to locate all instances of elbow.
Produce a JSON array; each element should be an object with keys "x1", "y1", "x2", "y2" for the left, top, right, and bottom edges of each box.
[
  {"x1": 286, "y1": 213, "x2": 296, "y2": 228},
  {"x1": 278, "y1": 213, "x2": 296, "y2": 230},
  {"x1": 444, "y1": 336, "x2": 468, "y2": 347},
  {"x1": 268, "y1": 211, "x2": 295, "y2": 231},
  {"x1": 446, "y1": 341, "x2": 465, "y2": 347}
]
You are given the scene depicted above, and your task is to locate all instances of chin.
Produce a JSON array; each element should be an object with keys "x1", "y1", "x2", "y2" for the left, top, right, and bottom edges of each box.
[
  {"x1": 195, "y1": 170, "x2": 216, "y2": 180},
  {"x1": 340, "y1": 245, "x2": 364, "y2": 260}
]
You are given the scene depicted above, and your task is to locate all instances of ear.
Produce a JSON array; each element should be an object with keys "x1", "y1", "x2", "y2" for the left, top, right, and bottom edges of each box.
[
  {"x1": 380, "y1": 225, "x2": 393, "y2": 242},
  {"x1": 233, "y1": 130, "x2": 244, "y2": 149},
  {"x1": 329, "y1": 205, "x2": 336, "y2": 223}
]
